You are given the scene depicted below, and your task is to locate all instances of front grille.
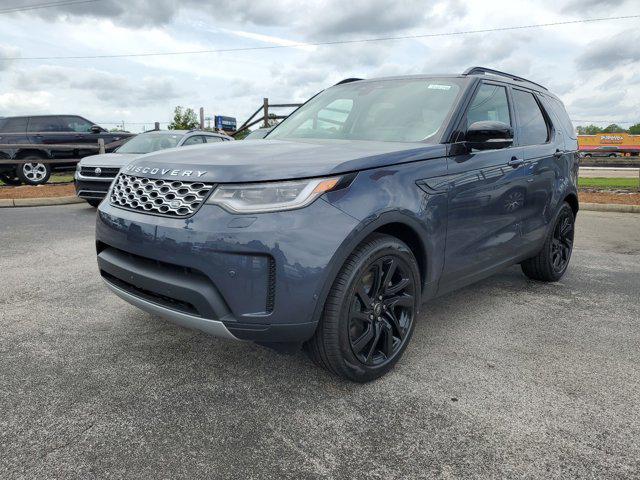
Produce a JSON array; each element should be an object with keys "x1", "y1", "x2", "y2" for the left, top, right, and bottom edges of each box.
[
  {"x1": 109, "y1": 173, "x2": 214, "y2": 217},
  {"x1": 80, "y1": 166, "x2": 120, "y2": 178}
]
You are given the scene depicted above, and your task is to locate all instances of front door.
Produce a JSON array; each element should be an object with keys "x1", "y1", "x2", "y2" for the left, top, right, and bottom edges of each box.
[{"x1": 439, "y1": 82, "x2": 528, "y2": 292}]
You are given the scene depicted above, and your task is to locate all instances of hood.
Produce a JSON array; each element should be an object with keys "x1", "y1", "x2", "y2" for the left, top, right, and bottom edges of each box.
[
  {"x1": 123, "y1": 139, "x2": 446, "y2": 183},
  {"x1": 80, "y1": 152, "x2": 139, "y2": 168}
]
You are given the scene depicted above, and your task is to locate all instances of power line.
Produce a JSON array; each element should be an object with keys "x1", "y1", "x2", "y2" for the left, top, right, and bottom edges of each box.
[
  {"x1": 4, "y1": 14, "x2": 640, "y2": 60},
  {"x1": 574, "y1": 120, "x2": 637, "y2": 124},
  {"x1": 0, "y1": 0, "x2": 101, "y2": 15}
]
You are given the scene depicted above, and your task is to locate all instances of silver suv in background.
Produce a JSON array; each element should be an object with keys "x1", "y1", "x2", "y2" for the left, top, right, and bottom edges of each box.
[{"x1": 75, "y1": 129, "x2": 232, "y2": 206}]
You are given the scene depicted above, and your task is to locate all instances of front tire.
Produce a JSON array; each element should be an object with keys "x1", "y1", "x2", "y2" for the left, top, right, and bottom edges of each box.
[
  {"x1": 305, "y1": 234, "x2": 421, "y2": 382},
  {"x1": 16, "y1": 158, "x2": 51, "y2": 185},
  {"x1": 521, "y1": 202, "x2": 575, "y2": 282}
]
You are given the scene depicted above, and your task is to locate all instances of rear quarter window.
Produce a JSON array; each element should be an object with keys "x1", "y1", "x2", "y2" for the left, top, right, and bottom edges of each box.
[
  {"x1": 0, "y1": 117, "x2": 28, "y2": 133},
  {"x1": 541, "y1": 96, "x2": 576, "y2": 140}
]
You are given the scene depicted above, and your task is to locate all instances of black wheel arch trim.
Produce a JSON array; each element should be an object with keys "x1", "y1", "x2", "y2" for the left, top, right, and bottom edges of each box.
[{"x1": 308, "y1": 210, "x2": 430, "y2": 332}]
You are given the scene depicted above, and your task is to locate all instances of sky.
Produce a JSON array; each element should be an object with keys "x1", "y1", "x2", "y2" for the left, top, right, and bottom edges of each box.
[{"x1": 0, "y1": 0, "x2": 638, "y2": 133}]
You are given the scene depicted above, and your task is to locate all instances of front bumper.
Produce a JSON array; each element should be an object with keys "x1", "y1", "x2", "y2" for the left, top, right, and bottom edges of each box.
[{"x1": 96, "y1": 198, "x2": 359, "y2": 342}]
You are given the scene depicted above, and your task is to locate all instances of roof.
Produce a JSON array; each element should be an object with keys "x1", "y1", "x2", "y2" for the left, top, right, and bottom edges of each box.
[
  {"x1": 141, "y1": 129, "x2": 229, "y2": 137},
  {"x1": 334, "y1": 66, "x2": 557, "y2": 98}
]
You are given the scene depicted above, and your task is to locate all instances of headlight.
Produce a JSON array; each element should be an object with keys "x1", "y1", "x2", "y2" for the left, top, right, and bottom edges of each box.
[{"x1": 207, "y1": 176, "x2": 346, "y2": 213}]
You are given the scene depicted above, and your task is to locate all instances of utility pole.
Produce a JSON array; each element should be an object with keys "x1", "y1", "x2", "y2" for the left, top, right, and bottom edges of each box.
[
  {"x1": 263, "y1": 98, "x2": 269, "y2": 128},
  {"x1": 199, "y1": 107, "x2": 205, "y2": 130}
]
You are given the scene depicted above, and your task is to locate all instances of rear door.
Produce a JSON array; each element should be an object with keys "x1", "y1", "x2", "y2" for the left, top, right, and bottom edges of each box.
[
  {"x1": 440, "y1": 81, "x2": 527, "y2": 290},
  {"x1": 511, "y1": 89, "x2": 557, "y2": 251},
  {"x1": 0, "y1": 117, "x2": 29, "y2": 147}
]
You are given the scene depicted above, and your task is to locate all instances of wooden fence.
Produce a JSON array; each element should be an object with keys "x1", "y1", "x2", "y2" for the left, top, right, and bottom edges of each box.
[{"x1": 232, "y1": 98, "x2": 302, "y2": 136}]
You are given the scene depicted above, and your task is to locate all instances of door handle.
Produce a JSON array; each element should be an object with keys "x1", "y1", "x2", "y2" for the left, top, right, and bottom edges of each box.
[
  {"x1": 553, "y1": 150, "x2": 564, "y2": 158},
  {"x1": 508, "y1": 157, "x2": 524, "y2": 168}
]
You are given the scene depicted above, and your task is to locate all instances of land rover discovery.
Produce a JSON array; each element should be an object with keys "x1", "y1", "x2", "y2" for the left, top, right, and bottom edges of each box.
[{"x1": 96, "y1": 67, "x2": 579, "y2": 382}]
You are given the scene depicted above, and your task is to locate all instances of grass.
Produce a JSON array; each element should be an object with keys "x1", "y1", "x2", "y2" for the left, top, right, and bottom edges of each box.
[
  {"x1": 578, "y1": 177, "x2": 640, "y2": 191},
  {"x1": 0, "y1": 171, "x2": 74, "y2": 186}
]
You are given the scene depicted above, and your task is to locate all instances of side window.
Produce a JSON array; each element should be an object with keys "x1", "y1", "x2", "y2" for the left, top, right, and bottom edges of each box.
[
  {"x1": 466, "y1": 84, "x2": 511, "y2": 127},
  {"x1": 513, "y1": 90, "x2": 549, "y2": 146},
  {"x1": 0, "y1": 117, "x2": 28, "y2": 133},
  {"x1": 27, "y1": 116, "x2": 63, "y2": 132},
  {"x1": 182, "y1": 135, "x2": 205, "y2": 146},
  {"x1": 60, "y1": 116, "x2": 93, "y2": 133},
  {"x1": 204, "y1": 136, "x2": 223, "y2": 143}
]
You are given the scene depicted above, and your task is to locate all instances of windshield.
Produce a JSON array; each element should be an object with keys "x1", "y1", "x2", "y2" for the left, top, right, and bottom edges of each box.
[
  {"x1": 268, "y1": 78, "x2": 464, "y2": 143},
  {"x1": 116, "y1": 132, "x2": 183, "y2": 154}
]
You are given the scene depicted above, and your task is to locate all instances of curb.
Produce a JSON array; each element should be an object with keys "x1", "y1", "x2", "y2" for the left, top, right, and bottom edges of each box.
[
  {"x1": 0, "y1": 196, "x2": 84, "y2": 208},
  {"x1": 581, "y1": 202, "x2": 640, "y2": 214}
]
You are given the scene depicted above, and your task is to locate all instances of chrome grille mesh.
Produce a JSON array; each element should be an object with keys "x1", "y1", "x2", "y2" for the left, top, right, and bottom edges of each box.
[{"x1": 109, "y1": 173, "x2": 214, "y2": 217}]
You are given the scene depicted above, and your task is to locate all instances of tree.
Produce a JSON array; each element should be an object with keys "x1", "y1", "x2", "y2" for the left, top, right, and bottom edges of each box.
[
  {"x1": 168, "y1": 106, "x2": 199, "y2": 130},
  {"x1": 576, "y1": 124, "x2": 603, "y2": 135},
  {"x1": 601, "y1": 123, "x2": 627, "y2": 133},
  {"x1": 628, "y1": 123, "x2": 640, "y2": 135}
]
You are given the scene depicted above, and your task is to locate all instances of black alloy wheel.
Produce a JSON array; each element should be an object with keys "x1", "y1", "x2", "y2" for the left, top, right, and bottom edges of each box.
[
  {"x1": 348, "y1": 256, "x2": 415, "y2": 367},
  {"x1": 550, "y1": 209, "x2": 574, "y2": 275},
  {"x1": 521, "y1": 202, "x2": 575, "y2": 282},
  {"x1": 305, "y1": 233, "x2": 421, "y2": 382}
]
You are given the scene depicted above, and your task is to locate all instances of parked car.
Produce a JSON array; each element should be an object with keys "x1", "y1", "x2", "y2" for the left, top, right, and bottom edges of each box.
[
  {"x1": 95, "y1": 67, "x2": 579, "y2": 382},
  {"x1": 581, "y1": 146, "x2": 619, "y2": 158},
  {"x1": 75, "y1": 130, "x2": 233, "y2": 207},
  {"x1": 0, "y1": 115, "x2": 133, "y2": 185}
]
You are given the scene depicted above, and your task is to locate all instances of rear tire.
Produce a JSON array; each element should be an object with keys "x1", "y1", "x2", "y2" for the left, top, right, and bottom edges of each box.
[
  {"x1": 521, "y1": 202, "x2": 575, "y2": 282},
  {"x1": 86, "y1": 199, "x2": 101, "y2": 208},
  {"x1": 305, "y1": 233, "x2": 421, "y2": 382},
  {"x1": 16, "y1": 157, "x2": 51, "y2": 185}
]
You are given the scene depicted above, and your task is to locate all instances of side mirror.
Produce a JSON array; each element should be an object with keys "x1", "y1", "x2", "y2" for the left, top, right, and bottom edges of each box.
[
  {"x1": 465, "y1": 121, "x2": 513, "y2": 151},
  {"x1": 90, "y1": 125, "x2": 102, "y2": 134}
]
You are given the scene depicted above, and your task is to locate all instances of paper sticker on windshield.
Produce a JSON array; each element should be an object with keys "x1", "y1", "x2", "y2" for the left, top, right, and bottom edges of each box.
[{"x1": 428, "y1": 84, "x2": 451, "y2": 90}]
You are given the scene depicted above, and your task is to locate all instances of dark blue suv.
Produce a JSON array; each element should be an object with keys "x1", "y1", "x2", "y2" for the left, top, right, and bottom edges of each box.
[{"x1": 96, "y1": 67, "x2": 579, "y2": 382}]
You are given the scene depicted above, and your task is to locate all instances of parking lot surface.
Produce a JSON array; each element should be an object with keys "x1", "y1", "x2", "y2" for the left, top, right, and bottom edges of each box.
[{"x1": 1, "y1": 204, "x2": 639, "y2": 479}]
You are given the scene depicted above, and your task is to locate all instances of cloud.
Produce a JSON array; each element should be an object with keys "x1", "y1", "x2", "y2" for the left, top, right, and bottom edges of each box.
[
  {"x1": 0, "y1": 91, "x2": 52, "y2": 113},
  {"x1": 10, "y1": 65, "x2": 181, "y2": 107},
  {"x1": 308, "y1": 0, "x2": 437, "y2": 38},
  {"x1": 568, "y1": 90, "x2": 639, "y2": 118},
  {"x1": 20, "y1": 0, "x2": 466, "y2": 40},
  {"x1": 0, "y1": 44, "x2": 20, "y2": 71},
  {"x1": 576, "y1": 29, "x2": 640, "y2": 71},
  {"x1": 422, "y1": 32, "x2": 534, "y2": 75},
  {"x1": 561, "y1": 0, "x2": 627, "y2": 13}
]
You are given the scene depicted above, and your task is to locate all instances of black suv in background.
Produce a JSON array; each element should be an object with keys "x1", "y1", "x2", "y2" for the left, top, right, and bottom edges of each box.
[{"x1": 0, "y1": 115, "x2": 133, "y2": 185}]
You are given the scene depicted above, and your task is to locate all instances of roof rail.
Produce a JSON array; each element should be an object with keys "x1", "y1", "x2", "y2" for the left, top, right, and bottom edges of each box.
[
  {"x1": 334, "y1": 78, "x2": 363, "y2": 86},
  {"x1": 462, "y1": 67, "x2": 548, "y2": 91}
]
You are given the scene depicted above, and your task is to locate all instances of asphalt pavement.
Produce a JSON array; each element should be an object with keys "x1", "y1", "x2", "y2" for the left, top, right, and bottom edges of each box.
[{"x1": 1, "y1": 204, "x2": 639, "y2": 479}]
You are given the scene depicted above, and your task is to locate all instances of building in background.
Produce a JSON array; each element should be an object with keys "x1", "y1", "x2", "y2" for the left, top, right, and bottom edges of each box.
[{"x1": 578, "y1": 133, "x2": 640, "y2": 157}]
